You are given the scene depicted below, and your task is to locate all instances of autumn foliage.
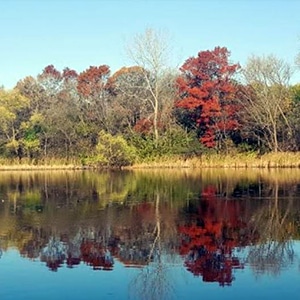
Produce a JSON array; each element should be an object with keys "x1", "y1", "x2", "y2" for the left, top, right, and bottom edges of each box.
[
  {"x1": 77, "y1": 65, "x2": 110, "y2": 97},
  {"x1": 2, "y1": 39, "x2": 298, "y2": 163},
  {"x1": 179, "y1": 186, "x2": 251, "y2": 286},
  {"x1": 176, "y1": 47, "x2": 240, "y2": 148},
  {"x1": 80, "y1": 240, "x2": 114, "y2": 271}
]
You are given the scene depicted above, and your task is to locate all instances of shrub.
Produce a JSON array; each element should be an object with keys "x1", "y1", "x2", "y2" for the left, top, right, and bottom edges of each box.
[{"x1": 93, "y1": 130, "x2": 137, "y2": 168}]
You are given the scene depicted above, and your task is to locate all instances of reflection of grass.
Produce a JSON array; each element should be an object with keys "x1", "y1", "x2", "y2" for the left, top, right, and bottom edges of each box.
[{"x1": 130, "y1": 168, "x2": 300, "y2": 187}]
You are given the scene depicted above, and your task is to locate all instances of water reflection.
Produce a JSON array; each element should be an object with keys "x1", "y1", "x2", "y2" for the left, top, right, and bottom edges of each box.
[
  {"x1": 0, "y1": 169, "x2": 300, "y2": 292},
  {"x1": 179, "y1": 186, "x2": 249, "y2": 286}
]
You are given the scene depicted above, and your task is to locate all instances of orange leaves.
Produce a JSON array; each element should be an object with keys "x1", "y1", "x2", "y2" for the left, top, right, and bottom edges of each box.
[
  {"x1": 77, "y1": 65, "x2": 110, "y2": 97},
  {"x1": 133, "y1": 118, "x2": 153, "y2": 134},
  {"x1": 109, "y1": 66, "x2": 145, "y2": 85},
  {"x1": 106, "y1": 66, "x2": 147, "y2": 98}
]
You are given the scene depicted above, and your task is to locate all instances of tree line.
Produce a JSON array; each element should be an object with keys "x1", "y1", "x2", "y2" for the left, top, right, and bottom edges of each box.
[{"x1": 1, "y1": 29, "x2": 300, "y2": 167}]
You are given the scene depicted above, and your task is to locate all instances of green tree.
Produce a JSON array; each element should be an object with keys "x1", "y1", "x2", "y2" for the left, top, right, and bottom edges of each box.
[
  {"x1": 17, "y1": 66, "x2": 91, "y2": 159},
  {"x1": 0, "y1": 89, "x2": 30, "y2": 157},
  {"x1": 286, "y1": 84, "x2": 300, "y2": 151},
  {"x1": 20, "y1": 113, "x2": 45, "y2": 159}
]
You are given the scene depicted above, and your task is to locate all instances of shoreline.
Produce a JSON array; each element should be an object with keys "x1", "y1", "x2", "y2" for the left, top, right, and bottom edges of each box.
[{"x1": 0, "y1": 152, "x2": 300, "y2": 170}]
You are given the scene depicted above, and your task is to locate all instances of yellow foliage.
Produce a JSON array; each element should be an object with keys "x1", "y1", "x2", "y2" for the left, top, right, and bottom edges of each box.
[
  {"x1": 0, "y1": 88, "x2": 29, "y2": 111},
  {"x1": 0, "y1": 89, "x2": 30, "y2": 136}
]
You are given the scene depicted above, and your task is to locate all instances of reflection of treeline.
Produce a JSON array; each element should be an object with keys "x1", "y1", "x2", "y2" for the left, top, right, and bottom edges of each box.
[
  {"x1": 179, "y1": 184, "x2": 300, "y2": 284},
  {"x1": 1, "y1": 169, "x2": 300, "y2": 208},
  {"x1": 4, "y1": 195, "x2": 241, "y2": 274},
  {"x1": 0, "y1": 170, "x2": 300, "y2": 279},
  {"x1": 0, "y1": 194, "x2": 299, "y2": 276},
  {"x1": 6, "y1": 204, "x2": 178, "y2": 272}
]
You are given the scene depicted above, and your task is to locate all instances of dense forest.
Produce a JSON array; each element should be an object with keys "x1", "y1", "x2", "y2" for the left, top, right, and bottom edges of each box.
[{"x1": 1, "y1": 29, "x2": 300, "y2": 167}]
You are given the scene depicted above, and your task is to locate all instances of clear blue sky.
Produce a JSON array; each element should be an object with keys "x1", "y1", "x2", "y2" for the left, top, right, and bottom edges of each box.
[{"x1": 1, "y1": 0, "x2": 300, "y2": 88}]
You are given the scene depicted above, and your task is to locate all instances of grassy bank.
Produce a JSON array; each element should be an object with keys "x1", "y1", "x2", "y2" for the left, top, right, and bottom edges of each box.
[
  {"x1": 129, "y1": 152, "x2": 300, "y2": 169},
  {"x1": 1, "y1": 152, "x2": 300, "y2": 170},
  {"x1": 0, "y1": 157, "x2": 84, "y2": 171}
]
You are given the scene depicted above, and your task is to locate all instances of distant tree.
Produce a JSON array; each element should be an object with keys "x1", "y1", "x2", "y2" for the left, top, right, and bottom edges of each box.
[
  {"x1": 238, "y1": 55, "x2": 292, "y2": 152},
  {"x1": 17, "y1": 65, "x2": 88, "y2": 159},
  {"x1": 0, "y1": 89, "x2": 30, "y2": 157},
  {"x1": 175, "y1": 47, "x2": 240, "y2": 150},
  {"x1": 286, "y1": 84, "x2": 300, "y2": 151},
  {"x1": 37, "y1": 64, "x2": 63, "y2": 96},
  {"x1": 107, "y1": 66, "x2": 151, "y2": 133},
  {"x1": 77, "y1": 65, "x2": 112, "y2": 132},
  {"x1": 126, "y1": 28, "x2": 176, "y2": 146}
]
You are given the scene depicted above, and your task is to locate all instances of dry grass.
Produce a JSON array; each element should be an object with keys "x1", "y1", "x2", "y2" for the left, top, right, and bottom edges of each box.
[
  {"x1": 129, "y1": 152, "x2": 300, "y2": 169},
  {"x1": 0, "y1": 157, "x2": 85, "y2": 171},
  {"x1": 1, "y1": 152, "x2": 300, "y2": 170}
]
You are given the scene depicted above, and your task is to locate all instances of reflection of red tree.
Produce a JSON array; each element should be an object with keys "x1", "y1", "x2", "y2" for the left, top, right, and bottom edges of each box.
[
  {"x1": 45, "y1": 259, "x2": 65, "y2": 272},
  {"x1": 179, "y1": 186, "x2": 248, "y2": 286},
  {"x1": 80, "y1": 241, "x2": 114, "y2": 271},
  {"x1": 66, "y1": 256, "x2": 81, "y2": 268},
  {"x1": 136, "y1": 202, "x2": 155, "y2": 223}
]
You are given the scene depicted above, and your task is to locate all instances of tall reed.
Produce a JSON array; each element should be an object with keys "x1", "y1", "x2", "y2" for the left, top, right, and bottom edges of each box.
[{"x1": 130, "y1": 152, "x2": 300, "y2": 169}]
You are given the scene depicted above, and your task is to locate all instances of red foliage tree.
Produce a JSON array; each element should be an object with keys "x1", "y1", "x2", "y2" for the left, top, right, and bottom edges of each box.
[
  {"x1": 77, "y1": 65, "x2": 110, "y2": 97},
  {"x1": 77, "y1": 65, "x2": 111, "y2": 129},
  {"x1": 62, "y1": 67, "x2": 78, "y2": 81},
  {"x1": 175, "y1": 47, "x2": 240, "y2": 148},
  {"x1": 39, "y1": 65, "x2": 62, "y2": 80},
  {"x1": 37, "y1": 65, "x2": 64, "y2": 96}
]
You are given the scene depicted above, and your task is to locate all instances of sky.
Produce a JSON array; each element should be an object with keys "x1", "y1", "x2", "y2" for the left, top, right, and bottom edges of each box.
[{"x1": 1, "y1": 0, "x2": 300, "y2": 88}]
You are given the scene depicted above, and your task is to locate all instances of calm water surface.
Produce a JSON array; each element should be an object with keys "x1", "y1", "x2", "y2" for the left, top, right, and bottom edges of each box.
[{"x1": 0, "y1": 169, "x2": 300, "y2": 299}]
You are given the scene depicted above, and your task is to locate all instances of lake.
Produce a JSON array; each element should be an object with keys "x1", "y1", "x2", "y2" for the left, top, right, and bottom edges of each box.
[{"x1": 0, "y1": 169, "x2": 300, "y2": 299}]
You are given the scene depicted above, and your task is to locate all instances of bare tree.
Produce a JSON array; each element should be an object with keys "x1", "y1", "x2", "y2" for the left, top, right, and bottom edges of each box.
[
  {"x1": 125, "y1": 28, "x2": 176, "y2": 146},
  {"x1": 239, "y1": 55, "x2": 293, "y2": 152}
]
